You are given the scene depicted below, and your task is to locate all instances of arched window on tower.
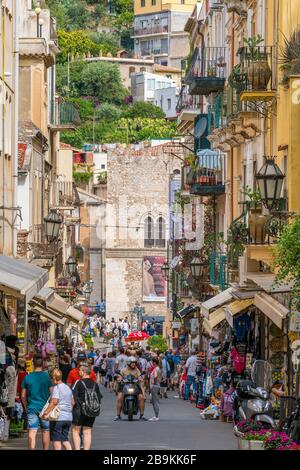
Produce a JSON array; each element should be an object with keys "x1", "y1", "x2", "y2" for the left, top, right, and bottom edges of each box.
[
  {"x1": 144, "y1": 215, "x2": 154, "y2": 247},
  {"x1": 155, "y1": 216, "x2": 166, "y2": 247}
]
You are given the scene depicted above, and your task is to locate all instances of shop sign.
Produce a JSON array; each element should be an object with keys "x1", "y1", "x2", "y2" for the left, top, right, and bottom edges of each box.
[
  {"x1": 289, "y1": 310, "x2": 300, "y2": 332},
  {"x1": 191, "y1": 318, "x2": 199, "y2": 333},
  {"x1": 172, "y1": 321, "x2": 181, "y2": 329}
]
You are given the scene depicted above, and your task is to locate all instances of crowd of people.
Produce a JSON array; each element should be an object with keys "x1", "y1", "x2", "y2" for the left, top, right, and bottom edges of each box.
[{"x1": 17, "y1": 339, "x2": 204, "y2": 451}]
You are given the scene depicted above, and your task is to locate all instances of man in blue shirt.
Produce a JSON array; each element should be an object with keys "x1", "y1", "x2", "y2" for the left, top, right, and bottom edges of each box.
[
  {"x1": 21, "y1": 354, "x2": 53, "y2": 450},
  {"x1": 87, "y1": 347, "x2": 97, "y2": 364}
]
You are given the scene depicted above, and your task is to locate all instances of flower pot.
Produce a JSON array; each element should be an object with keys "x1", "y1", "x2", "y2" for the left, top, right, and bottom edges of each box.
[
  {"x1": 249, "y1": 440, "x2": 264, "y2": 450},
  {"x1": 247, "y1": 60, "x2": 271, "y2": 91},
  {"x1": 237, "y1": 437, "x2": 250, "y2": 450},
  {"x1": 249, "y1": 208, "x2": 267, "y2": 244}
]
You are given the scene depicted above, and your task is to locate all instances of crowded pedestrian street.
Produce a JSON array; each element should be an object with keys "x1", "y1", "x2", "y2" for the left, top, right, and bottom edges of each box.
[
  {"x1": 1, "y1": 385, "x2": 236, "y2": 451},
  {"x1": 1, "y1": 0, "x2": 300, "y2": 460}
]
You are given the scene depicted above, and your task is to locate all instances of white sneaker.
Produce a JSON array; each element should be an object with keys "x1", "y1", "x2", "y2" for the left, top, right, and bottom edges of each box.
[{"x1": 148, "y1": 416, "x2": 159, "y2": 421}]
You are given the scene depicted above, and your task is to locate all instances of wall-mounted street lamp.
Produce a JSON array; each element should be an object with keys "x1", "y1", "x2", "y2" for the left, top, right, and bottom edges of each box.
[
  {"x1": 256, "y1": 157, "x2": 285, "y2": 211},
  {"x1": 44, "y1": 210, "x2": 63, "y2": 242}
]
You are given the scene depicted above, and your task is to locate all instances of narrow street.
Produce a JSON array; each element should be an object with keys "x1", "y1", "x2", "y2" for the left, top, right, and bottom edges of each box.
[{"x1": 0, "y1": 386, "x2": 236, "y2": 450}]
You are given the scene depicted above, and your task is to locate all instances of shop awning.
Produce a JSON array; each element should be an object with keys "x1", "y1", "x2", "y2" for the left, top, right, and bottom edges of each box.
[
  {"x1": 0, "y1": 255, "x2": 48, "y2": 303},
  {"x1": 200, "y1": 288, "x2": 233, "y2": 318},
  {"x1": 202, "y1": 307, "x2": 226, "y2": 336},
  {"x1": 177, "y1": 304, "x2": 198, "y2": 319},
  {"x1": 224, "y1": 299, "x2": 254, "y2": 328},
  {"x1": 66, "y1": 306, "x2": 84, "y2": 324},
  {"x1": 31, "y1": 305, "x2": 67, "y2": 326},
  {"x1": 246, "y1": 273, "x2": 293, "y2": 293},
  {"x1": 47, "y1": 294, "x2": 69, "y2": 315},
  {"x1": 254, "y1": 292, "x2": 289, "y2": 329}
]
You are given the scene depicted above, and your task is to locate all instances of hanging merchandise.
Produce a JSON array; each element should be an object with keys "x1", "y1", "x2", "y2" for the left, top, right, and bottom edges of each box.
[
  {"x1": 231, "y1": 347, "x2": 246, "y2": 374},
  {"x1": 0, "y1": 371, "x2": 8, "y2": 408},
  {"x1": 233, "y1": 313, "x2": 251, "y2": 342},
  {"x1": 270, "y1": 352, "x2": 285, "y2": 368}
]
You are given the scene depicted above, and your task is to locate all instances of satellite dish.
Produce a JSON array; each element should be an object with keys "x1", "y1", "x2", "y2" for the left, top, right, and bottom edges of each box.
[{"x1": 194, "y1": 116, "x2": 208, "y2": 139}]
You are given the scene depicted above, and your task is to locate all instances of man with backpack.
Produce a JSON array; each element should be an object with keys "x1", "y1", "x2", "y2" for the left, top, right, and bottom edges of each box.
[{"x1": 72, "y1": 363, "x2": 102, "y2": 450}]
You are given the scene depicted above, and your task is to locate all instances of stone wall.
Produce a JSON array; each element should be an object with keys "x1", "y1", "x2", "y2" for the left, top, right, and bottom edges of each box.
[{"x1": 105, "y1": 143, "x2": 180, "y2": 321}]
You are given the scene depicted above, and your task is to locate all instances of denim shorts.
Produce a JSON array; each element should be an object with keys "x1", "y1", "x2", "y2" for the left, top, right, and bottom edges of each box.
[
  {"x1": 27, "y1": 412, "x2": 50, "y2": 431},
  {"x1": 50, "y1": 420, "x2": 72, "y2": 442}
]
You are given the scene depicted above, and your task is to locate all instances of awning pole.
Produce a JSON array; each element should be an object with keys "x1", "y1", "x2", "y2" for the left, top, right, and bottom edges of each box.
[{"x1": 24, "y1": 303, "x2": 28, "y2": 355}]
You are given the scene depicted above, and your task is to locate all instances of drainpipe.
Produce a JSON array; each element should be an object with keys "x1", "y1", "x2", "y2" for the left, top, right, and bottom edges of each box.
[{"x1": 12, "y1": 0, "x2": 19, "y2": 257}]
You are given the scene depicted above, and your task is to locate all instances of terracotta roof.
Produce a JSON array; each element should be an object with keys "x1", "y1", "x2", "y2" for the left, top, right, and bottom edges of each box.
[
  {"x1": 153, "y1": 64, "x2": 182, "y2": 74},
  {"x1": 60, "y1": 142, "x2": 82, "y2": 152}
]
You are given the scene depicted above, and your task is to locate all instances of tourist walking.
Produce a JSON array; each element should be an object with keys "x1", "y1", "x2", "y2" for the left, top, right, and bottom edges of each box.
[
  {"x1": 105, "y1": 352, "x2": 116, "y2": 391},
  {"x1": 21, "y1": 354, "x2": 53, "y2": 450},
  {"x1": 149, "y1": 357, "x2": 162, "y2": 422},
  {"x1": 41, "y1": 368, "x2": 73, "y2": 450},
  {"x1": 59, "y1": 354, "x2": 72, "y2": 384},
  {"x1": 160, "y1": 353, "x2": 170, "y2": 398},
  {"x1": 72, "y1": 363, "x2": 102, "y2": 450},
  {"x1": 66, "y1": 357, "x2": 97, "y2": 387},
  {"x1": 184, "y1": 350, "x2": 198, "y2": 400}
]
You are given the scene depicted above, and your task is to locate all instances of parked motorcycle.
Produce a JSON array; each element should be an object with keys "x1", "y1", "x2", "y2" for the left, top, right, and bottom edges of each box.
[
  {"x1": 281, "y1": 397, "x2": 300, "y2": 443},
  {"x1": 234, "y1": 360, "x2": 275, "y2": 429},
  {"x1": 122, "y1": 374, "x2": 140, "y2": 421}
]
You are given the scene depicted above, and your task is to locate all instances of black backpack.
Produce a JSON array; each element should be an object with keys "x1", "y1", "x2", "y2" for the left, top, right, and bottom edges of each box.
[{"x1": 80, "y1": 381, "x2": 102, "y2": 417}]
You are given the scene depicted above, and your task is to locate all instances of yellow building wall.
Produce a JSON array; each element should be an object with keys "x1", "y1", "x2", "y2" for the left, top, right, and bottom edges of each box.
[
  {"x1": 276, "y1": 0, "x2": 300, "y2": 212},
  {"x1": 134, "y1": 0, "x2": 196, "y2": 15}
]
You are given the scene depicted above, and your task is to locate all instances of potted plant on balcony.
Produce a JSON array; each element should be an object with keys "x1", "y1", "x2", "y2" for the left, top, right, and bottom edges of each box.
[
  {"x1": 243, "y1": 35, "x2": 271, "y2": 90},
  {"x1": 243, "y1": 186, "x2": 267, "y2": 244},
  {"x1": 280, "y1": 29, "x2": 300, "y2": 86},
  {"x1": 228, "y1": 64, "x2": 247, "y2": 91}
]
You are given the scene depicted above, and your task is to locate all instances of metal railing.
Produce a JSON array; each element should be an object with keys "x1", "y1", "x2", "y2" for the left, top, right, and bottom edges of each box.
[
  {"x1": 210, "y1": 252, "x2": 229, "y2": 291},
  {"x1": 186, "y1": 47, "x2": 227, "y2": 83},
  {"x1": 141, "y1": 47, "x2": 168, "y2": 56},
  {"x1": 50, "y1": 181, "x2": 74, "y2": 208},
  {"x1": 229, "y1": 203, "x2": 290, "y2": 246},
  {"x1": 134, "y1": 25, "x2": 169, "y2": 36},
  {"x1": 176, "y1": 86, "x2": 202, "y2": 113},
  {"x1": 50, "y1": 100, "x2": 81, "y2": 127},
  {"x1": 237, "y1": 45, "x2": 276, "y2": 93}
]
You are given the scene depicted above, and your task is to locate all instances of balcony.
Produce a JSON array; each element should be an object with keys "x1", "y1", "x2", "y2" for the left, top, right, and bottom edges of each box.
[
  {"x1": 32, "y1": 224, "x2": 62, "y2": 260},
  {"x1": 141, "y1": 47, "x2": 168, "y2": 56},
  {"x1": 187, "y1": 150, "x2": 226, "y2": 196},
  {"x1": 235, "y1": 46, "x2": 276, "y2": 103},
  {"x1": 50, "y1": 100, "x2": 80, "y2": 131},
  {"x1": 209, "y1": 252, "x2": 229, "y2": 291},
  {"x1": 133, "y1": 25, "x2": 169, "y2": 37},
  {"x1": 50, "y1": 181, "x2": 76, "y2": 210},
  {"x1": 185, "y1": 47, "x2": 226, "y2": 96},
  {"x1": 176, "y1": 86, "x2": 201, "y2": 122},
  {"x1": 230, "y1": 203, "x2": 290, "y2": 247}
]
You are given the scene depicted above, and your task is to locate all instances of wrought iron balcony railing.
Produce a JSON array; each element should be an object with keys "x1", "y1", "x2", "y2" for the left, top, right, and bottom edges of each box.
[
  {"x1": 229, "y1": 202, "x2": 290, "y2": 246},
  {"x1": 235, "y1": 45, "x2": 276, "y2": 99},
  {"x1": 50, "y1": 100, "x2": 81, "y2": 130},
  {"x1": 185, "y1": 151, "x2": 226, "y2": 196},
  {"x1": 176, "y1": 86, "x2": 201, "y2": 114},
  {"x1": 50, "y1": 181, "x2": 75, "y2": 208},
  {"x1": 185, "y1": 47, "x2": 227, "y2": 95},
  {"x1": 133, "y1": 25, "x2": 169, "y2": 36}
]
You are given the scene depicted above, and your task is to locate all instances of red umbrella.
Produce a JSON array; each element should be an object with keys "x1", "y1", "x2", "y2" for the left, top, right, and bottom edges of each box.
[{"x1": 125, "y1": 331, "x2": 150, "y2": 342}]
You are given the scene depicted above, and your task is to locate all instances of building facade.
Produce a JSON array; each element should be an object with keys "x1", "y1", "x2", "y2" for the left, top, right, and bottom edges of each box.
[
  {"x1": 131, "y1": 71, "x2": 177, "y2": 117},
  {"x1": 105, "y1": 142, "x2": 180, "y2": 323},
  {"x1": 0, "y1": 0, "x2": 19, "y2": 257},
  {"x1": 132, "y1": 0, "x2": 197, "y2": 68}
]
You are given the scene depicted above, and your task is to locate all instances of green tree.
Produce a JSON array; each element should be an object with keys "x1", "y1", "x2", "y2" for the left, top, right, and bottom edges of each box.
[
  {"x1": 67, "y1": 97, "x2": 95, "y2": 120},
  {"x1": 79, "y1": 61, "x2": 128, "y2": 104},
  {"x1": 57, "y1": 30, "x2": 100, "y2": 63},
  {"x1": 122, "y1": 101, "x2": 166, "y2": 119},
  {"x1": 96, "y1": 103, "x2": 121, "y2": 121}
]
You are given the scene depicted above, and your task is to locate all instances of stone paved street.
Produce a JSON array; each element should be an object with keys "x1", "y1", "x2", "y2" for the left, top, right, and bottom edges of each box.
[{"x1": 0, "y1": 386, "x2": 236, "y2": 451}]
